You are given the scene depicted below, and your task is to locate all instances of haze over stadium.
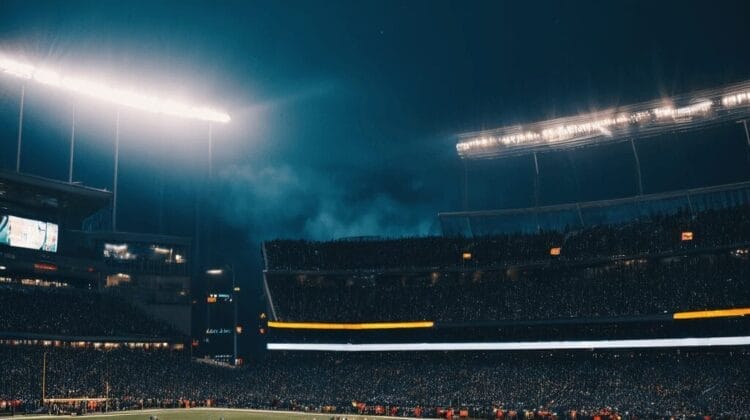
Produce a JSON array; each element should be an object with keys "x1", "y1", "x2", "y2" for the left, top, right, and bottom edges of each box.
[{"x1": 1, "y1": 0, "x2": 750, "y2": 418}]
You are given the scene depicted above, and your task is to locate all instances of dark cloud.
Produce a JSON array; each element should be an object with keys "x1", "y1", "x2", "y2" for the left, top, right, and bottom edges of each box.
[{"x1": 216, "y1": 163, "x2": 437, "y2": 241}]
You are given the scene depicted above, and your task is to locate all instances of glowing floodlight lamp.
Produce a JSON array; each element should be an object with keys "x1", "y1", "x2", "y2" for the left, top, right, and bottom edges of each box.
[
  {"x1": 457, "y1": 79, "x2": 750, "y2": 159},
  {"x1": 0, "y1": 54, "x2": 230, "y2": 123},
  {"x1": 0, "y1": 56, "x2": 34, "y2": 79}
]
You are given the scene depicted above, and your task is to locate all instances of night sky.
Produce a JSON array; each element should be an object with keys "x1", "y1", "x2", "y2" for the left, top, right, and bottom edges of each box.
[{"x1": 1, "y1": 0, "x2": 750, "y2": 296}]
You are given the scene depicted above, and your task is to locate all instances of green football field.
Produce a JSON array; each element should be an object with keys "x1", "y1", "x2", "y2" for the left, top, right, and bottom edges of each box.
[{"x1": 24, "y1": 407, "x2": 414, "y2": 419}]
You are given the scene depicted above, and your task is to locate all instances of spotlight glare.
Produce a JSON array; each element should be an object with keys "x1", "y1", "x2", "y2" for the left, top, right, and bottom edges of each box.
[
  {"x1": 0, "y1": 56, "x2": 34, "y2": 79},
  {"x1": 0, "y1": 53, "x2": 230, "y2": 123},
  {"x1": 457, "y1": 80, "x2": 750, "y2": 158}
]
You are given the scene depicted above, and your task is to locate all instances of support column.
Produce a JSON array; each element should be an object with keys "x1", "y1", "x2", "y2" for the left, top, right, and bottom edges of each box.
[
  {"x1": 533, "y1": 152, "x2": 540, "y2": 207},
  {"x1": 208, "y1": 122, "x2": 214, "y2": 178},
  {"x1": 630, "y1": 138, "x2": 644, "y2": 195},
  {"x1": 741, "y1": 120, "x2": 750, "y2": 170},
  {"x1": 576, "y1": 203, "x2": 585, "y2": 228},
  {"x1": 158, "y1": 180, "x2": 165, "y2": 234},
  {"x1": 16, "y1": 84, "x2": 25, "y2": 172},
  {"x1": 462, "y1": 160, "x2": 468, "y2": 211},
  {"x1": 68, "y1": 108, "x2": 76, "y2": 182},
  {"x1": 112, "y1": 111, "x2": 120, "y2": 231},
  {"x1": 533, "y1": 152, "x2": 541, "y2": 232}
]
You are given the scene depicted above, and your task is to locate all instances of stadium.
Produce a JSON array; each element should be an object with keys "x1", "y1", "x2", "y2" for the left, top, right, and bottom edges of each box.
[{"x1": 2, "y1": 2, "x2": 750, "y2": 419}]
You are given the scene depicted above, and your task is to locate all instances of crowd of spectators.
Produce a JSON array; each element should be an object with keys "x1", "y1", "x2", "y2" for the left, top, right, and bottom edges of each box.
[
  {"x1": 1, "y1": 345, "x2": 748, "y2": 418},
  {"x1": 264, "y1": 205, "x2": 750, "y2": 271},
  {"x1": 0, "y1": 284, "x2": 181, "y2": 338},
  {"x1": 265, "y1": 233, "x2": 559, "y2": 271},
  {"x1": 3, "y1": 202, "x2": 749, "y2": 418},
  {"x1": 269, "y1": 251, "x2": 750, "y2": 322}
]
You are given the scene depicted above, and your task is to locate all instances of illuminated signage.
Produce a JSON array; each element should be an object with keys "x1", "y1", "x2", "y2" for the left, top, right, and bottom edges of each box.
[
  {"x1": 33, "y1": 263, "x2": 58, "y2": 272},
  {"x1": 0, "y1": 215, "x2": 58, "y2": 252},
  {"x1": 207, "y1": 293, "x2": 231, "y2": 303}
]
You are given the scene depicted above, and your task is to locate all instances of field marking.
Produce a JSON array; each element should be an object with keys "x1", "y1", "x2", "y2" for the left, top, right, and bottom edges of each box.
[{"x1": 20, "y1": 407, "x2": 424, "y2": 419}]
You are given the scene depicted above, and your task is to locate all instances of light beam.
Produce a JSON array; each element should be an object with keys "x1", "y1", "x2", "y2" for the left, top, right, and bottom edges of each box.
[{"x1": 0, "y1": 53, "x2": 230, "y2": 123}]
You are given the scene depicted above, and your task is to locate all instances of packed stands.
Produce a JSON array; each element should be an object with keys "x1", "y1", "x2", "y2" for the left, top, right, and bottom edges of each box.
[
  {"x1": 1, "y1": 345, "x2": 748, "y2": 418},
  {"x1": 267, "y1": 251, "x2": 750, "y2": 322},
  {"x1": 0, "y1": 284, "x2": 181, "y2": 338},
  {"x1": 3, "y1": 180, "x2": 750, "y2": 419},
  {"x1": 265, "y1": 205, "x2": 750, "y2": 271},
  {"x1": 250, "y1": 201, "x2": 750, "y2": 418},
  {"x1": 264, "y1": 204, "x2": 750, "y2": 324}
]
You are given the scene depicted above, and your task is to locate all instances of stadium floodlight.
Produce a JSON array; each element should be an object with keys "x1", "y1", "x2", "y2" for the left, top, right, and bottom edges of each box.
[
  {"x1": 0, "y1": 56, "x2": 231, "y2": 123},
  {"x1": 267, "y1": 335, "x2": 750, "y2": 352},
  {"x1": 0, "y1": 56, "x2": 34, "y2": 79},
  {"x1": 1, "y1": 52, "x2": 232, "y2": 232},
  {"x1": 0, "y1": 54, "x2": 231, "y2": 123},
  {"x1": 456, "y1": 79, "x2": 750, "y2": 159},
  {"x1": 723, "y1": 90, "x2": 750, "y2": 108}
]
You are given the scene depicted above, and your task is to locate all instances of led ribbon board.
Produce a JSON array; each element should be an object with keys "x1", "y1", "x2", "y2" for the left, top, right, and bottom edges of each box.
[
  {"x1": 673, "y1": 308, "x2": 750, "y2": 320},
  {"x1": 457, "y1": 80, "x2": 750, "y2": 159},
  {"x1": 267, "y1": 321, "x2": 434, "y2": 330},
  {"x1": 0, "y1": 214, "x2": 58, "y2": 252},
  {"x1": 268, "y1": 336, "x2": 750, "y2": 352}
]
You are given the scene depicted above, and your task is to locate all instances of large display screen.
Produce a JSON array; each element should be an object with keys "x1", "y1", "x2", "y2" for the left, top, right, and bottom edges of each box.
[{"x1": 0, "y1": 215, "x2": 59, "y2": 253}]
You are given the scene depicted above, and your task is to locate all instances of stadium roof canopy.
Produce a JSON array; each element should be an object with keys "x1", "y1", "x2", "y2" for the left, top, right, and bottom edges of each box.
[
  {"x1": 0, "y1": 170, "x2": 111, "y2": 218},
  {"x1": 457, "y1": 79, "x2": 750, "y2": 159}
]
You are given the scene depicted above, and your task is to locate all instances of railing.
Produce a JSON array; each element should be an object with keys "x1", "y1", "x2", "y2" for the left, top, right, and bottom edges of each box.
[{"x1": 441, "y1": 180, "x2": 750, "y2": 236}]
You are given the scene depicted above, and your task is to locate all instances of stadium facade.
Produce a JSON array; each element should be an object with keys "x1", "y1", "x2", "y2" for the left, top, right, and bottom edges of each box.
[
  {"x1": 3, "y1": 65, "x2": 750, "y2": 416},
  {"x1": 0, "y1": 170, "x2": 193, "y2": 340},
  {"x1": 258, "y1": 80, "x2": 750, "y2": 417}
]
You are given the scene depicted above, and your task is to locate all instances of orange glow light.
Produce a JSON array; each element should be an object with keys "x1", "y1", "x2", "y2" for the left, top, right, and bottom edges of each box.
[
  {"x1": 673, "y1": 308, "x2": 750, "y2": 320},
  {"x1": 267, "y1": 321, "x2": 434, "y2": 330}
]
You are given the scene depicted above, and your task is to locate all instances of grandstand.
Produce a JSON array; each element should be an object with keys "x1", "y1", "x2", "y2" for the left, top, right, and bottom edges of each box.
[
  {"x1": 4, "y1": 74, "x2": 750, "y2": 418},
  {"x1": 256, "y1": 208, "x2": 750, "y2": 416},
  {"x1": 252, "y1": 80, "x2": 750, "y2": 417},
  {"x1": 0, "y1": 172, "x2": 191, "y2": 398},
  {"x1": 0, "y1": 170, "x2": 194, "y2": 335}
]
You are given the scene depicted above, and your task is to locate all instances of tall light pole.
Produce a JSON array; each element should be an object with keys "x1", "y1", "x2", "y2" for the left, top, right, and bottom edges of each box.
[
  {"x1": 15, "y1": 84, "x2": 25, "y2": 172},
  {"x1": 68, "y1": 108, "x2": 76, "y2": 183},
  {"x1": 208, "y1": 122, "x2": 213, "y2": 178},
  {"x1": 112, "y1": 110, "x2": 121, "y2": 231},
  {"x1": 196, "y1": 123, "x2": 214, "y2": 277},
  {"x1": 0, "y1": 54, "x2": 231, "y2": 234}
]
